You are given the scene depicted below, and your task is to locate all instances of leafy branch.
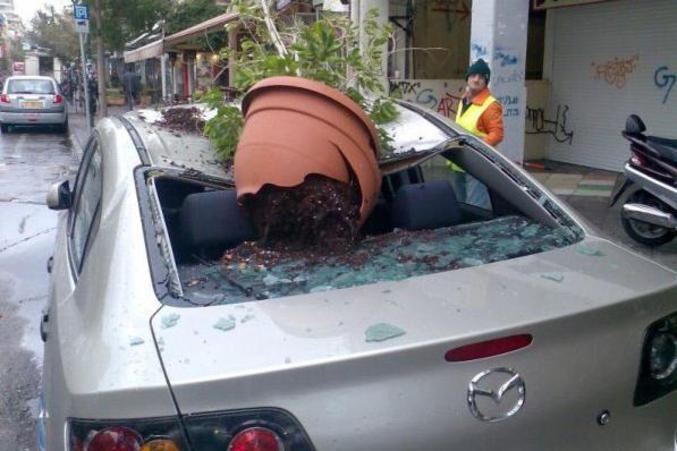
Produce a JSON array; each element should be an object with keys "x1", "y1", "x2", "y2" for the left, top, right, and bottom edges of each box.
[{"x1": 202, "y1": 0, "x2": 399, "y2": 160}]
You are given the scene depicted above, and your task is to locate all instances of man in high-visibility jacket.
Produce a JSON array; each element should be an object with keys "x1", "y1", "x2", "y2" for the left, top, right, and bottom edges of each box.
[{"x1": 450, "y1": 58, "x2": 503, "y2": 209}]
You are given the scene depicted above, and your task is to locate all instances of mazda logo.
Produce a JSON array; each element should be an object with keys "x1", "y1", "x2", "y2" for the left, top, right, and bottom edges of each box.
[{"x1": 467, "y1": 367, "x2": 526, "y2": 422}]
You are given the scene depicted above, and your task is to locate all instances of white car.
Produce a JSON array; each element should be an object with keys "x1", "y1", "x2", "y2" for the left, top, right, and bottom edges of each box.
[
  {"x1": 0, "y1": 76, "x2": 68, "y2": 133},
  {"x1": 41, "y1": 103, "x2": 677, "y2": 450}
]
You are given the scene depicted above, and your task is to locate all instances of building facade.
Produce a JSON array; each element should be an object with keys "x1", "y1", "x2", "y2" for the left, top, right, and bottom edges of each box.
[{"x1": 376, "y1": 0, "x2": 676, "y2": 171}]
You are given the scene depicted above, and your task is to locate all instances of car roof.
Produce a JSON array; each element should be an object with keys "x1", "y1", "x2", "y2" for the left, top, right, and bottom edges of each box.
[{"x1": 124, "y1": 102, "x2": 459, "y2": 181}]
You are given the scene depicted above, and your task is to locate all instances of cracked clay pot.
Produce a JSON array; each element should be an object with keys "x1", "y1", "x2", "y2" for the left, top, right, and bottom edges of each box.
[{"x1": 233, "y1": 76, "x2": 382, "y2": 225}]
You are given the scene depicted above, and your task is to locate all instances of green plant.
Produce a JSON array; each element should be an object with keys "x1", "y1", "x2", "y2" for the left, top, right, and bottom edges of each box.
[{"x1": 202, "y1": 0, "x2": 399, "y2": 161}]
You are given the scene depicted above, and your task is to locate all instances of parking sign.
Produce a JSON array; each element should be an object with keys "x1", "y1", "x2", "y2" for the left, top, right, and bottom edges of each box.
[{"x1": 74, "y1": 5, "x2": 89, "y2": 21}]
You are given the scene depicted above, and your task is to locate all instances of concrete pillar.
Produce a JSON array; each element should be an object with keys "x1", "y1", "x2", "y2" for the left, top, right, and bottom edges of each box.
[
  {"x1": 187, "y1": 58, "x2": 194, "y2": 99},
  {"x1": 160, "y1": 53, "x2": 168, "y2": 102},
  {"x1": 356, "y1": 0, "x2": 389, "y2": 90},
  {"x1": 54, "y1": 58, "x2": 63, "y2": 83},
  {"x1": 172, "y1": 62, "x2": 178, "y2": 99},
  {"x1": 469, "y1": 0, "x2": 529, "y2": 163}
]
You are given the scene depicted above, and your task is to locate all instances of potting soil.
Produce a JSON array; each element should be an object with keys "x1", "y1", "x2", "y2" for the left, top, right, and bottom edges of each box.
[
  {"x1": 158, "y1": 107, "x2": 206, "y2": 134},
  {"x1": 244, "y1": 175, "x2": 361, "y2": 254},
  {"x1": 177, "y1": 215, "x2": 577, "y2": 306}
]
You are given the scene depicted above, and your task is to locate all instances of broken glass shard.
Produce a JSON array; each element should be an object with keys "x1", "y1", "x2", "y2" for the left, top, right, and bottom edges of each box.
[
  {"x1": 178, "y1": 215, "x2": 578, "y2": 305},
  {"x1": 365, "y1": 323, "x2": 406, "y2": 342}
]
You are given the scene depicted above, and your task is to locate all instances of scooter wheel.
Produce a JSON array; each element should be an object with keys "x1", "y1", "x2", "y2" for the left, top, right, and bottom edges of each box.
[{"x1": 621, "y1": 192, "x2": 675, "y2": 247}]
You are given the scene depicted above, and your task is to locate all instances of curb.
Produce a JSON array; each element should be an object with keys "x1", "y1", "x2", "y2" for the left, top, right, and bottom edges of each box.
[{"x1": 69, "y1": 129, "x2": 84, "y2": 161}]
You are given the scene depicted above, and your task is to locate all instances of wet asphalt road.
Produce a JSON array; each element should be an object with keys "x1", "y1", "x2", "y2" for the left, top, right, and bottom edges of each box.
[{"x1": 0, "y1": 126, "x2": 76, "y2": 451}]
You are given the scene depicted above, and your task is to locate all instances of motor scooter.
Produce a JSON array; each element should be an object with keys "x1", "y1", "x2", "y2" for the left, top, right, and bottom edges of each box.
[{"x1": 609, "y1": 114, "x2": 677, "y2": 246}]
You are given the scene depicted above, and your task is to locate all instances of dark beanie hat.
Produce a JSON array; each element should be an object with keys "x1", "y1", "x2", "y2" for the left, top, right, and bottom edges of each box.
[{"x1": 465, "y1": 58, "x2": 491, "y2": 82}]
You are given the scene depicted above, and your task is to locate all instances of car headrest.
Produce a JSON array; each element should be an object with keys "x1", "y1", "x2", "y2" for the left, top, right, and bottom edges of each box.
[
  {"x1": 180, "y1": 190, "x2": 257, "y2": 252},
  {"x1": 391, "y1": 181, "x2": 462, "y2": 230}
]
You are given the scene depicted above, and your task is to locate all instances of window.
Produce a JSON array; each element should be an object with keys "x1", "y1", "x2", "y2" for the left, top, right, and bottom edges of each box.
[
  {"x1": 7, "y1": 79, "x2": 55, "y2": 94},
  {"x1": 69, "y1": 140, "x2": 103, "y2": 274}
]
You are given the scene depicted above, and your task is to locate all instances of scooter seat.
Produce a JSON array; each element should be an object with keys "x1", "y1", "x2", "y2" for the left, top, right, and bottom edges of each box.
[{"x1": 647, "y1": 136, "x2": 677, "y2": 165}]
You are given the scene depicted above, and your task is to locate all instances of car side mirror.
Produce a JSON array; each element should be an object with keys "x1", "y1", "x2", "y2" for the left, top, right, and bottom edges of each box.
[{"x1": 46, "y1": 180, "x2": 72, "y2": 210}]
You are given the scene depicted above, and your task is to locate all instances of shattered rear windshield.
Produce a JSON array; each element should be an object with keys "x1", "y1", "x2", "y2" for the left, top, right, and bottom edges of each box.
[{"x1": 178, "y1": 215, "x2": 577, "y2": 306}]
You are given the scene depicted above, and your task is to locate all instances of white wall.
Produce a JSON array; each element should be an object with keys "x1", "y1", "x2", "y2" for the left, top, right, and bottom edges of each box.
[{"x1": 24, "y1": 55, "x2": 39, "y2": 76}]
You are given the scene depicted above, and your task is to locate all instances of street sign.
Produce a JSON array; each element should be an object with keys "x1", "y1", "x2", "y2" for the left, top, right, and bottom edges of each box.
[
  {"x1": 74, "y1": 4, "x2": 89, "y2": 20},
  {"x1": 75, "y1": 19, "x2": 89, "y2": 34}
]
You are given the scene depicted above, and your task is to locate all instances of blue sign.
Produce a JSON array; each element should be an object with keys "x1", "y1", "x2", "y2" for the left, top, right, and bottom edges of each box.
[{"x1": 74, "y1": 5, "x2": 89, "y2": 20}]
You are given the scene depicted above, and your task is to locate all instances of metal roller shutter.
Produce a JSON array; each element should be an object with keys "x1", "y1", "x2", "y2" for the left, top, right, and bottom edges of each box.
[{"x1": 546, "y1": 0, "x2": 677, "y2": 171}]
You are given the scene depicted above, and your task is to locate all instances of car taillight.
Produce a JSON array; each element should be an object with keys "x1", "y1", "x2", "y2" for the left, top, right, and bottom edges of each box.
[
  {"x1": 184, "y1": 408, "x2": 314, "y2": 450},
  {"x1": 68, "y1": 418, "x2": 186, "y2": 451},
  {"x1": 85, "y1": 426, "x2": 143, "y2": 450},
  {"x1": 229, "y1": 427, "x2": 283, "y2": 451},
  {"x1": 634, "y1": 311, "x2": 677, "y2": 406},
  {"x1": 70, "y1": 408, "x2": 315, "y2": 451},
  {"x1": 140, "y1": 438, "x2": 181, "y2": 451},
  {"x1": 54, "y1": 94, "x2": 64, "y2": 104},
  {"x1": 0, "y1": 94, "x2": 9, "y2": 103}
]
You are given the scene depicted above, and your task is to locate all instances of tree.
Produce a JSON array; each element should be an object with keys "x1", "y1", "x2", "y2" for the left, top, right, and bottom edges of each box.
[
  {"x1": 9, "y1": 39, "x2": 25, "y2": 61},
  {"x1": 86, "y1": 0, "x2": 171, "y2": 52},
  {"x1": 84, "y1": 0, "x2": 170, "y2": 117},
  {"x1": 165, "y1": 0, "x2": 224, "y2": 34},
  {"x1": 27, "y1": 6, "x2": 80, "y2": 62}
]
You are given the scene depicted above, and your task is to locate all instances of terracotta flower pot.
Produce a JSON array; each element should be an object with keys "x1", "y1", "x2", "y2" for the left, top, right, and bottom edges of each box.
[{"x1": 234, "y1": 76, "x2": 382, "y2": 225}]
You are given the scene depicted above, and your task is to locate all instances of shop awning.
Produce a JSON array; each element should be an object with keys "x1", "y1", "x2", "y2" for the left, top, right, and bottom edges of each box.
[
  {"x1": 124, "y1": 12, "x2": 239, "y2": 63},
  {"x1": 164, "y1": 12, "x2": 239, "y2": 47},
  {"x1": 123, "y1": 39, "x2": 164, "y2": 63}
]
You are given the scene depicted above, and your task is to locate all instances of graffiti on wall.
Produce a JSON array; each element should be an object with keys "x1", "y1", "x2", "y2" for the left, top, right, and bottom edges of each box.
[
  {"x1": 492, "y1": 69, "x2": 524, "y2": 88},
  {"x1": 497, "y1": 95, "x2": 521, "y2": 118},
  {"x1": 494, "y1": 49, "x2": 519, "y2": 67},
  {"x1": 389, "y1": 80, "x2": 421, "y2": 96},
  {"x1": 471, "y1": 42, "x2": 487, "y2": 61},
  {"x1": 591, "y1": 55, "x2": 639, "y2": 89},
  {"x1": 526, "y1": 105, "x2": 574, "y2": 145},
  {"x1": 654, "y1": 66, "x2": 676, "y2": 104},
  {"x1": 390, "y1": 79, "x2": 528, "y2": 120},
  {"x1": 389, "y1": 80, "x2": 465, "y2": 119}
]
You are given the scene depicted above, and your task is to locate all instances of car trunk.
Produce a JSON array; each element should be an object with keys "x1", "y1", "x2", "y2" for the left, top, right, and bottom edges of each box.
[{"x1": 151, "y1": 239, "x2": 676, "y2": 450}]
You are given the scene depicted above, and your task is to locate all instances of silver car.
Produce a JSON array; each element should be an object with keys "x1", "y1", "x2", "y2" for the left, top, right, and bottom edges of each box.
[
  {"x1": 0, "y1": 76, "x2": 68, "y2": 133},
  {"x1": 41, "y1": 104, "x2": 677, "y2": 450}
]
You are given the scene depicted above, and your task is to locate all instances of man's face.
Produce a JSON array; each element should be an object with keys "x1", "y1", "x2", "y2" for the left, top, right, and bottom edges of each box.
[{"x1": 467, "y1": 74, "x2": 487, "y2": 92}]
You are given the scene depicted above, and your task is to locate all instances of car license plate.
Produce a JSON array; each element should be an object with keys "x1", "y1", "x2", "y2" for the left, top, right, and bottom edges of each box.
[{"x1": 22, "y1": 101, "x2": 43, "y2": 108}]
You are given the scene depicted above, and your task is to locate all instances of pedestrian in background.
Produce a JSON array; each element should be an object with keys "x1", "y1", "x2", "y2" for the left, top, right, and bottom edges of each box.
[
  {"x1": 449, "y1": 58, "x2": 504, "y2": 209},
  {"x1": 122, "y1": 65, "x2": 139, "y2": 111},
  {"x1": 87, "y1": 74, "x2": 98, "y2": 127}
]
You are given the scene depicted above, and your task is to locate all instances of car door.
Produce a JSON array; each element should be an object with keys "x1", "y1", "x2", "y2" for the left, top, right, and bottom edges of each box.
[
  {"x1": 41, "y1": 136, "x2": 104, "y2": 448},
  {"x1": 43, "y1": 136, "x2": 104, "y2": 341}
]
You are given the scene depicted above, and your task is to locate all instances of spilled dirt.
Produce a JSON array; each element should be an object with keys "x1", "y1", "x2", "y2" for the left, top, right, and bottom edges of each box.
[
  {"x1": 157, "y1": 107, "x2": 206, "y2": 134},
  {"x1": 240, "y1": 175, "x2": 361, "y2": 255}
]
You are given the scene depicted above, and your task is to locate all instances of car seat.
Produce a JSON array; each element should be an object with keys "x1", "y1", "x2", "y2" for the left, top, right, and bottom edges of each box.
[{"x1": 391, "y1": 180, "x2": 462, "y2": 230}]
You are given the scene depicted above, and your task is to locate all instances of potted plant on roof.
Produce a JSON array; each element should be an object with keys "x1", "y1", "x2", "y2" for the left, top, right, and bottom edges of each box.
[{"x1": 202, "y1": 0, "x2": 399, "y2": 252}]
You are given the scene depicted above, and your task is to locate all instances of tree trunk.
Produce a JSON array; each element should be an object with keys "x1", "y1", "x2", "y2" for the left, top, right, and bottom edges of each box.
[{"x1": 93, "y1": 0, "x2": 107, "y2": 118}]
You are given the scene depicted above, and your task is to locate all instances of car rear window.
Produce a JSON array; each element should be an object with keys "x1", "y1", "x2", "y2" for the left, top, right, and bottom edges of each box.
[
  {"x1": 7, "y1": 79, "x2": 54, "y2": 94},
  {"x1": 178, "y1": 215, "x2": 577, "y2": 304}
]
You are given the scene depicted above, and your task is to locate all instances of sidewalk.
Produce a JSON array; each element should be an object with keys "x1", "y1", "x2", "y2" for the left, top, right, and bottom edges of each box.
[
  {"x1": 525, "y1": 160, "x2": 618, "y2": 197},
  {"x1": 525, "y1": 159, "x2": 676, "y2": 269}
]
